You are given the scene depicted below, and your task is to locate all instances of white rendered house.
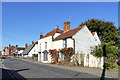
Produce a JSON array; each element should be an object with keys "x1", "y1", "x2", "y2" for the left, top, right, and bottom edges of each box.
[
  {"x1": 23, "y1": 41, "x2": 38, "y2": 58},
  {"x1": 37, "y1": 22, "x2": 102, "y2": 63}
]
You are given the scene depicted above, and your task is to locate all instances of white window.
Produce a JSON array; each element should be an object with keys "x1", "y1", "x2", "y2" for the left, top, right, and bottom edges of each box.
[
  {"x1": 63, "y1": 39, "x2": 67, "y2": 48},
  {"x1": 45, "y1": 42, "x2": 47, "y2": 50},
  {"x1": 61, "y1": 53, "x2": 65, "y2": 60},
  {"x1": 40, "y1": 43, "x2": 41, "y2": 51}
]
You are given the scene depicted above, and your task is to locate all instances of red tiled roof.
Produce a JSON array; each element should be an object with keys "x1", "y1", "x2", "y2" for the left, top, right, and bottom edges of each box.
[
  {"x1": 54, "y1": 25, "x2": 86, "y2": 40},
  {"x1": 91, "y1": 32, "x2": 96, "y2": 36},
  {"x1": 41, "y1": 28, "x2": 63, "y2": 39},
  {"x1": 35, "y1": 41, "x2": 38, "y2": 44},
  {"x1": 9, "y1": 46, "x2": 16, "y2": 50}
]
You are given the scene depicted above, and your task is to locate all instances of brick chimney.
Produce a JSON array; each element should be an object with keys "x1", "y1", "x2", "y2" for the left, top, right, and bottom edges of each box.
[
  {"x1": 25, "y1": 44, "x2": 28, "y2": 48},
  {"x1": 64, "y1": 22, "x2": 70, "y2": 32},
  {"x1": 16, "y1": 45, "x2": 18, "y2": 48},
  {"x1": 32, "y1": 41, "x2": 34, "y2": 44},
  {"x1": 9, "y1": 44, "x2": 11, "y2": 47},
  {"x1": 40, "y1": 33, "x2": 43, "y2": 39}
]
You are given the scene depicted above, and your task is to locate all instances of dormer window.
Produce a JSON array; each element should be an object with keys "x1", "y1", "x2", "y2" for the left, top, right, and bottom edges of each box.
[{"x1": 53, "y1": 33, "x2": 61, "y2": 39}]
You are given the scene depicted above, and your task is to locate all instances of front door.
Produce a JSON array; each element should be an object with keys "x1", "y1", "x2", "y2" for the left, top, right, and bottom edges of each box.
[
  {"x1": 39, "y1": 52, "x2": 41, "y2": 61},
  {"x1": 43, "y1": 52, "x2": 48, "y2": 61}
]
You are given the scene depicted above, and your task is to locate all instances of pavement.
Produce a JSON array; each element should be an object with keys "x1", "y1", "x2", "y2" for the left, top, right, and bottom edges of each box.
[{"x1": 1, "y1": 56, "x2": 119, "y2": 79}]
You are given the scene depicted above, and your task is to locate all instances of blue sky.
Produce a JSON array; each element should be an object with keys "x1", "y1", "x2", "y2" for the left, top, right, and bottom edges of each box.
[{"x1": 2, "y1": 2, "x2": 118, "y2": 49}]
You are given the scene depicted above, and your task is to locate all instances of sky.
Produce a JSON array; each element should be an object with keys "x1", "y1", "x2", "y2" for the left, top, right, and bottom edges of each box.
[
  {"x1": 1, "y1": 0, "x2": 120, "y2": 2},
  {"x1": 2, "y1": 2, "x2": 118, "y2": 50}
]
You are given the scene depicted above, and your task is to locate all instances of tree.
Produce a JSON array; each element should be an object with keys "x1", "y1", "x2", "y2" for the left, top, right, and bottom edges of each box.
[
  {"x1": 91, "y1": 41, "x2": 119, "y2": 70},
  {"x1": 117, "y1": 27, "x2": 120, "y2": 48},
  {"x1": 80, "y1": 19, "x2": 119, "y2": 46}
]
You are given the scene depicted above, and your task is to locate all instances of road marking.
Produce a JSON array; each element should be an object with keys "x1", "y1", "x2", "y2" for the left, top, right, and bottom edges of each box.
[
  {"x1": 2, "y1": 59, "x2": 4, "y2": 61},
  {"x1": 0, "y1": 67, "x2": 10, "y2": 70}
]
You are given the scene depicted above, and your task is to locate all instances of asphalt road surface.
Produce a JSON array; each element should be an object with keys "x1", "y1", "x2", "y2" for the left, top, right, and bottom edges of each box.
[
  {"x1": 0, "y1": 57, "x2": 26, "y2": 80},
  {"x1": 1, "y1": 57, "x2": 101, "y2": 79}
]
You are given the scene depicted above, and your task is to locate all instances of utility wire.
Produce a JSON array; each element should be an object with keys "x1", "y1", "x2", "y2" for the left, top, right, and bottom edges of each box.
[{"x1": 2, "y1": 33, "x2": 29, "y2": 43}]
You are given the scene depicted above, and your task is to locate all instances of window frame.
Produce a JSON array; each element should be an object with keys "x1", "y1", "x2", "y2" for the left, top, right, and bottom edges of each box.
[
  {"x1": 45, "y1": 42, "x2": 47, "y2": 50},
  {"x1": 63, "y1": 39, "x2": 67, "y2": 48},
  {"x1": 40, "y1": 43, "x2": 41, "y2": 51}
]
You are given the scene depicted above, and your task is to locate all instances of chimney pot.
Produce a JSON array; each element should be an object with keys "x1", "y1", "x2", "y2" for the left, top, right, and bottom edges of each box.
[
  {"x1": 16, "y1": 45, "x2": 18, "y2": 48},
  {"x1": 64, "y1": 22, "x2": 70, "y2": 32},
  {"x1": 40, "y1": 33, "x2": 43, "y2": 39},
  {"x1": 32, "y1": 41, "x2": 34, "y2": 44},
  {"x1": 25, "y1": 44, "x2": 28, "y2": 48},
  {"x1": 56, "y1": 26, "x2": 59, "y2": 29},
  {"x1": 9, "y1": 44, "x2": 11, "y2": 47}
]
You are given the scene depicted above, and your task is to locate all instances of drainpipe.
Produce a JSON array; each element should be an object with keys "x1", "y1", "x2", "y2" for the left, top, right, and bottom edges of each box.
[{"x1": 72, "y1": 39, "x2": 75, "y2": 54}]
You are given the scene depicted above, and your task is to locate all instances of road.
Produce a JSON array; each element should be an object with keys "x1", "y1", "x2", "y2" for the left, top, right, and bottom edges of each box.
[
  {"x1": 0, "y1": 57, "x2": 26, "y2": 80},
  {"x1": 1, "y1": 57, "x2": 101, "y2": 79}
]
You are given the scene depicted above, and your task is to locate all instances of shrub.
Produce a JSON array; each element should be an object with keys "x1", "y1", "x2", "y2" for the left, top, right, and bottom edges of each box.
[
  {"x1": 58, "y1": 60, "x2": 74, "y2": 67},
  {"x1": 91, "y1": 41, "x2": 119, "y2": 70},
  {"x1": 49, "y1": 49, "x2": 58, "y2": 64},
  {"x1": 59, "y1": 47, "x2": 74, "y2": 62},
  {"x1": 33, "y1": 54, "x2": 38, "y2": 60},
  {"x1": 91, "y1": 45, "x2": 103, "y2": 58}
]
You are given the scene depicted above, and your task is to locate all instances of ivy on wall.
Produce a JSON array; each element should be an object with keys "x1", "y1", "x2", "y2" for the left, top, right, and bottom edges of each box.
[
  {"x1": 49, "y1": 49, "x2": 58, "y2": 64},
  {"x1": 59, "y1": 47, "x2": 74, "y2": 62}
]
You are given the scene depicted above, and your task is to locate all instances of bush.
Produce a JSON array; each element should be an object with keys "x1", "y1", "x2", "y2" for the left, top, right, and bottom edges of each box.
[
  {"x1": 91, "y1": 45, "x2": 103, "y2": 58},
  {"x1": 33, "y1": 54, "x2": 38, "y2": 60},
  {"x1": 49, "y1": 49, "x2": 58, "y2": 64},
  {"x1": 91, "y1": 41, "x2": 119, "y2": 70},
  {"x1": 59, "y1": 47, "x2": 74, "y2": 62},
  {"x1": 58, "y1": 60, "x2": 74, "y2": 67},
  {"x1": 34, "y1": 54, "x2": 38, "y2": 57}
]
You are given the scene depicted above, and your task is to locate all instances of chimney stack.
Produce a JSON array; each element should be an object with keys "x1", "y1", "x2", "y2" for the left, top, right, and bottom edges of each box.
[
  {"x1": 9, "y1": 44, "x2": 11, "y2": 47},
  {"x1": 32, "y1": 41, "x2": 34, "y2": 44},
  {"x1": 64, "y1": 22, "x2": 70, "y2": 32},
  {"x1": 16, "y1": 45, "x2": 18, "y2": 48},
  {"x1": 25, "y1": 44, "x2": 28, "y2": 48},
  {"x1": 40, "y1": 33, "x2": 43, "y2": 39}
]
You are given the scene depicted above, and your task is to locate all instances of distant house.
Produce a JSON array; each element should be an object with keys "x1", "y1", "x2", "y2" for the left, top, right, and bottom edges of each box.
[
  {"x1": 37, "y1": 22, "x2": 102, "y2": 63},
  {"x1": 1, "y1": 50, "x2": 5, "y2": 56},
  {"x1": 16, "y1": 47, "x2": 25, "y2": 55},
  {"x1": 23, "y1": 41, "x2": 38, "y2": 58},
  {"x1": 2, "y1": 47, "x2": 9, "y2": 56},
  {"x1": 9, "y1": 45, "x2": 16, "y2": 55},
  {"x1": 1, "y1": 44, "x2": 25, "y2": 56}
]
